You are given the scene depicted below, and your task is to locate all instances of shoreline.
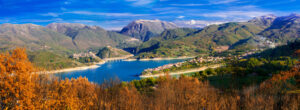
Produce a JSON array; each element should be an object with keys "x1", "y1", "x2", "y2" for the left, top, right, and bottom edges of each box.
[
  {"x1": 103, "y1": 54, "x2": 134, "y2": 61},
  {"x1": 37, "y1": 55, "x2": 195, "y2": 74},
  {"x1": 37, "y1": 54, "x2": 134, "y2": 74},
  {"x1": 124, "y1": 56, "x2": 195, "y2": 61},
  {"x1": 36, "y1": 61, "x2": 106, "y2": 74},
  {"x1": 139, "y1": 64, "x2": 222, "y2": 78}
]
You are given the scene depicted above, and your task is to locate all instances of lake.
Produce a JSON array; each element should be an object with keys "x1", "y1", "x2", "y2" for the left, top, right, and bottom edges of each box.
[{"x1": 55, "y1": 59, "x2": 187, "y2": 84}]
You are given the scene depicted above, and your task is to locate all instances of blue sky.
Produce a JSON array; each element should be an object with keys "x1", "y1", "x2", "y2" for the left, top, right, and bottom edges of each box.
[{"x1": 0, "y1": 0, "x2": 299, "y2": 30}]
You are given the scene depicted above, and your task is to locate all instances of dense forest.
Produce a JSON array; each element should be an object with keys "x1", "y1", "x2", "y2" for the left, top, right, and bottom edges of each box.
[{"x1": 0, "y1": 48, "x2": 299, "y2": 109}]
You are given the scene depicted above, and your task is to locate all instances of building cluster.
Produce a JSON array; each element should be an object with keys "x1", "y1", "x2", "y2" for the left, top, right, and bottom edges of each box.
[
  {"x1": 256, "y1": 35, "x2": 276, "y2": 48},
  {"x1": 71, "y1": 52, "x2": 98, "y2": 59},
  {"x1": 188, "y1": 56, "x2": 224, "y2": 64},
  {"x1": 144, "y1": 61, "x2": 186, "y2": 72},
  {"x1": 144, "y1": 57, "x2": 224, "y2": 73}
]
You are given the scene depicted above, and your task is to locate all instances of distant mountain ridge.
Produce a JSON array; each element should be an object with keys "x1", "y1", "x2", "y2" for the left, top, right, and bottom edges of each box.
[
  {"x1": 260, "y1": 13, "x2": 300, "y2": 43},
  {"x1": 0, "y1": 23, "x2": 76, "y2": 52},
  {"x1": 0, "y1": 23, "x2": 142, "y2": 70},
  {"x1": 0, "y1": 23, "x2": 141, "y2": 52},
  {"x1": 1, "y1": 13, "x2": 300, "y2": 60},
  {"x1": 119, "y1": 19, "x2": 177, "y2": 41},
  {"x1": 133, "y1": 13, "x2": 300, "y2": 58},
  {"x1": 1, "y1": 13, "x2": 300, "y2": 70},
  {"x1": 248, "y1": 14, "x2": 277, "y2": 27},
  {"x1": 134, "y1": 22, "x2": 264, "y2": 58},
  {"x1": 46, "y1": 23, "x2": 141, "y2": 50}
]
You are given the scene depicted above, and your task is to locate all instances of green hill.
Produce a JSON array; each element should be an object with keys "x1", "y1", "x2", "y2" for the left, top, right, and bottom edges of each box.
[
  {"x1": 0, "y1": 23, "x2": 76, "y2": 53},
  {"x1": 96, "y1": 46, "x2": 132, "y2": 59},
  {"x1": 229, "y1": 35, "x2": 276, "y2": 50},
  {"x1": 0, "y1": 23, "x2": 140, "y2": 70},
  {"x1": 134, "y1": 22, "x2": 265, "y2": 58},
  {"x1": 134, "y1": 14, "x2": 300, "y2": 58},
  {"x1": 27, "y1": 51, "x2": 84, "y2": 70},
  {"x1": 2, "y1": 14, "x2": 300, "y2": 69},
  {"x1": 46, "y1": 23, "x2": 141, "y2": 50}
]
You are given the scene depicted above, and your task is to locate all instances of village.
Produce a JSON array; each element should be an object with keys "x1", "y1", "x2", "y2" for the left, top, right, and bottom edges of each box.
[
  {"x1": 143, "y1": 56, "x2": 225, "y2": 74},
  {"x1": 71, "y1": 52, "x2": 98, "y2": 59}
]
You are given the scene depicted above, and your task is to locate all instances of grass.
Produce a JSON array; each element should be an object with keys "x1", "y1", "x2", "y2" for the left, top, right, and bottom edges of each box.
[{"x1": 27, "y1": 51, "x2": 84, "y2": 70}]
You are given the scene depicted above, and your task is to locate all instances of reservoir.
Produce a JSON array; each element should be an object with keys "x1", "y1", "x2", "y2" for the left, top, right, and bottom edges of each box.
[{"x1": 55, "y1": 59, "x2": 187, "y2": 84}]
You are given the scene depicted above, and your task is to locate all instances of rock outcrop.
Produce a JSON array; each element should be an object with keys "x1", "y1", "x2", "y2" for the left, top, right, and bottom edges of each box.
[{"x1": 120, "y1": 20, "x2": 177, "y2": 41}]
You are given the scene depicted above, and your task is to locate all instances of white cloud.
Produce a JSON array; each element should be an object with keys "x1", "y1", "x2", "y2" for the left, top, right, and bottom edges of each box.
[
  {"x1": 125, "y1": 0, "x2": 156, "y2": 6},
  {"x1": 237, "y1": 5, "x2": 258, "y2": 9},
  {"x1": 170, "y1": 0, "x2": 239, "y2": 7},
  {"x1": 68, "y1": 11, "x2": 149, "y2": 17},
  {"x1": 64, "y1": 1, "x2": 71, "y2": 5},
  {"x1": 200, "y1": 11, "x2": 273, "y2": 18},
  {"x1": 177, "y1": 16, "x2": 185, "y2": 19},
  {"x1": 170, "y1": 4, "x2": 205, "y2": 6},
  {"x1": 209, "y1": 0, "x2": 238, "y2": 4},
  {"x1": 106, "y1": 27, "x2": 124, "y2": 31},
  {"x1": 152, "y1": 7, "x2": 180, "y2": 11},
  {"x1": 14, "y1": 18, "x2": 64, "y2": 23},
  {"x1": 174, "y1": 20, "x2": 228, "y2": 28}
]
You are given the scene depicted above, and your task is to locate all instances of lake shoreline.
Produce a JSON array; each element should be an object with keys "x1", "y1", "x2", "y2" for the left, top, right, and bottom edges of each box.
[
  {"x1": 37, "y1": 55, "x2": 195, "y2": 74},
  {"x1": 124, "y1": 56, "x2": 195, "y2": 61},
  {"x1": 139, "y1": 64, "x2": 222, "y2": 78},
  {"x1": 37, "y1": 55, "x2": 136, "y2": 74},
  {"x1": 36, "y1": 61, "x2": 106, "y2": 74},
  {"x1": 103, "y1": 55, "x2": 134, "y2": 61}
]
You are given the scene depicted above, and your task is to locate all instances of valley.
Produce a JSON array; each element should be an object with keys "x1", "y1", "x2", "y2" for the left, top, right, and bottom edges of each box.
[
  {"x1": 1, "y1": 14, "x2": 300, "y2": 73},
  {"x1": 1, "y1": 0, "x2": 300, "y2": 109}
]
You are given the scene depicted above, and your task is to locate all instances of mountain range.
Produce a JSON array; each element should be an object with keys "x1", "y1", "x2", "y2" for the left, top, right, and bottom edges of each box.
[
  {"x1": 119, "y1": 19, "x2": 177, "y2": 41},
  {"x1": 46, "y1": 23, "x2": 141, "y2": 50},
  {"x1": 133, "y1": 14, "x2": 300, "y2": 58},
  {"x1": 260, "y1": 14, "x2": 300, "y2": 43},
  {"x1": 0, "y1": 13, "x2": 300, "y2": 69},
  {"x1": 0, "y1": 23, "x2": 141, "y2": 52},
  {"x1": 0, "y1": 23, "x2": 141, "y2": 69},
  {"x1": 0, "y1": 23, "x2": 76, "y2": 54}
]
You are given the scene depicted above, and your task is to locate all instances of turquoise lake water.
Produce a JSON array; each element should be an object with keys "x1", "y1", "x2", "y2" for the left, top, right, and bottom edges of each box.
[{"x1": 55, "y1": 59, "x2": 187, "y2": 84}]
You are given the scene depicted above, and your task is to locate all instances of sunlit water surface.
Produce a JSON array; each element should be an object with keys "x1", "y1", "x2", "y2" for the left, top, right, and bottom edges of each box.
[{"x1": 55, "y1": 59, "x2": 187, "y2": 84}]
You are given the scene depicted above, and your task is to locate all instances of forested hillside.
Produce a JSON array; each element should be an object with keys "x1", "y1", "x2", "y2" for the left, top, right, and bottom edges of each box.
[
  {"x1": 0, "y1": 48, "x2": 299, "y2": 109},
  {"x1": 0, "y1": 23, "x2": 141, "y2": 70},
  {"x1": 134, "y1": 14, "x2": 300, "y2": 58},
  {"x1": 134, "y1": 22, "x2": 265, "y2": 58}
]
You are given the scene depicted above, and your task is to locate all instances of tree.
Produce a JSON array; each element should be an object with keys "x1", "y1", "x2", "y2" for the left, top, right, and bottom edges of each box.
[{"x1": 0, "y1": 48, "x2": 37, "y2": 109}]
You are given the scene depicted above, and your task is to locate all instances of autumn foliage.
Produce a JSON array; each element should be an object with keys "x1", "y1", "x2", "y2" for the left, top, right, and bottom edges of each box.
[
  {"x1": 0, "y1": 48, "x2": 299, "y2": 109},
  {"x1": 0, "y1": 48, "x2": 36, "y2": 109}
]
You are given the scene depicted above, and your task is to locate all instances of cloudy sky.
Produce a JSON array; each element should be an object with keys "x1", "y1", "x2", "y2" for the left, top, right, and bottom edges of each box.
[{"x1": 0, "y1": 0, "x2": 299, "y2": 30}]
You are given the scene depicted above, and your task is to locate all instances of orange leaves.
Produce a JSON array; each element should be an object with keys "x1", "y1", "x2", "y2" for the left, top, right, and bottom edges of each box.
[
  {"x1": 259, "y1": 63, "x2": 300, "y2": 95},
  {"x1": 33, "y1": 77, "x2": 98, "y2": 109},
  {"x1": 269, "y1": 65, "x2": 299, "y2": 83},
  {"x1": 294, "y1": 49, "x2": 300, "y2": 58},
  {"x1": 0, "y1": 48, "x2": 36, "y2": 109},
  {"x1": 0, "y1": 48, "x2": 299, "y2": 109},
  {"x1": 0, "y1": 47, "x2": 99, "y2": 109}
]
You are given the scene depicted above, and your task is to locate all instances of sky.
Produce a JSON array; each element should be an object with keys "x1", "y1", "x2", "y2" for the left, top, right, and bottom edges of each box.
[{"x1": 0, "y1": 0, "x2": 299, "y2": 30}]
